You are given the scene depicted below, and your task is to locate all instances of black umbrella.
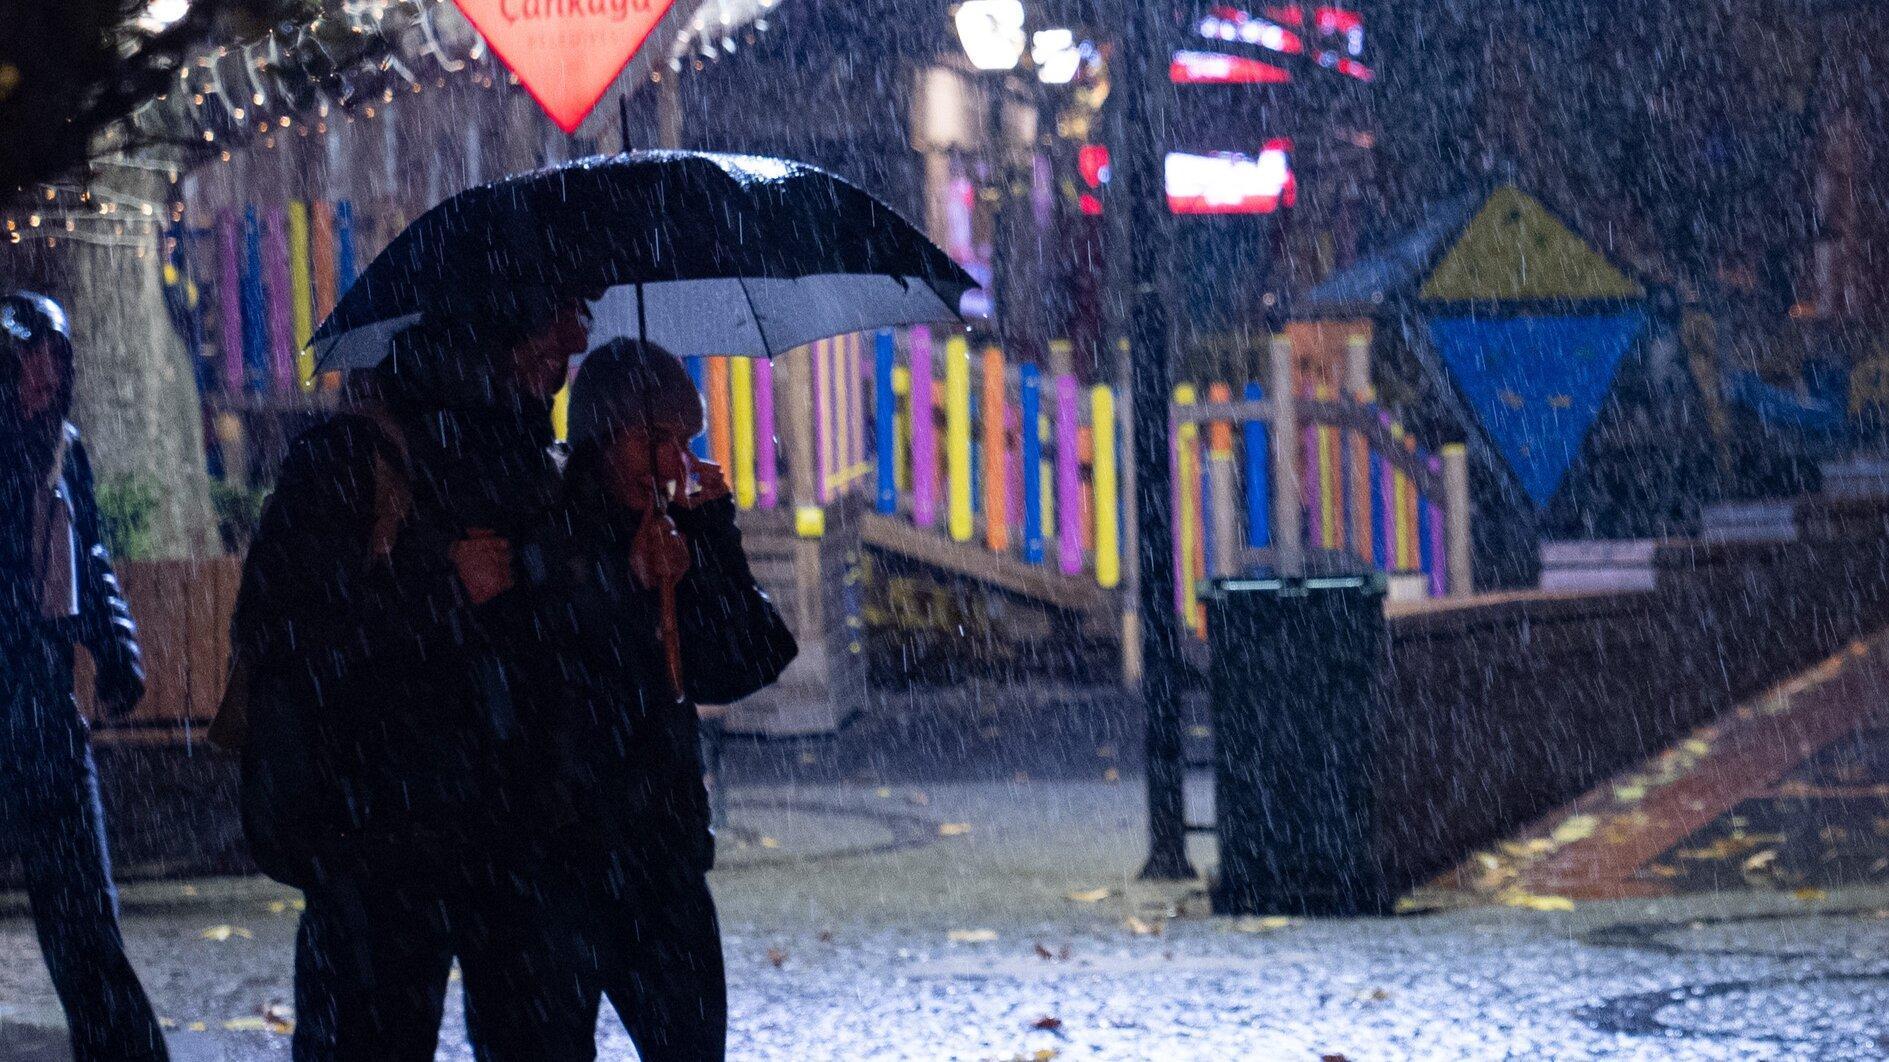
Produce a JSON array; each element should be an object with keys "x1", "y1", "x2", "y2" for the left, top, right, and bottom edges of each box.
[{"x1": 310, "y1": 150, "x2": 977, "y2": 370}]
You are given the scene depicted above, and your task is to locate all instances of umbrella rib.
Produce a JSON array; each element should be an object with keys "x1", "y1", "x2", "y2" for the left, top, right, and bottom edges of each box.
[{"x1": 736, "y1": 275, "x2": 778, "y2": 359}]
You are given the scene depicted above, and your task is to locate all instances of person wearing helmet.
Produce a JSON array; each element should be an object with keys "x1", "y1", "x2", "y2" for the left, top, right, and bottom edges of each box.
[{"x1": 0, "y1": 291, "x2": 169, "y2": 1061}]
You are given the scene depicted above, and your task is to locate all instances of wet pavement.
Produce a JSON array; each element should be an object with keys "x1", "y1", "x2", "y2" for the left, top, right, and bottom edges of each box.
[
  {"x1": 0, "y1": 774, "x2": 1887, "y2": 1059},
  {"x1": 7, "y1": 653, "x2": 1889, "y2": 1059}
]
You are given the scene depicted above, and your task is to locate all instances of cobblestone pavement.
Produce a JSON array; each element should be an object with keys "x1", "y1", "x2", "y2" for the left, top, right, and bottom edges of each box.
[
  {"x1": 9, "y1": 652, "x2": 1889, "y2": 1061},
  {"x1": 1, "y1": 776, "x2": 1888, "y2": 1060}
]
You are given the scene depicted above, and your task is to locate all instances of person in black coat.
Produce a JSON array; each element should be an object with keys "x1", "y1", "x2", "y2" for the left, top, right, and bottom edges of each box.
[
  {"x1": 0, "y1": 291, "x2": 168, "y2": 1062},
  {"x1": 228, "y1": 295, "x2": 598, "y2": 1062},
  {"x1": 551, "y1": 339, "x2": 795, "y2": 1061}
]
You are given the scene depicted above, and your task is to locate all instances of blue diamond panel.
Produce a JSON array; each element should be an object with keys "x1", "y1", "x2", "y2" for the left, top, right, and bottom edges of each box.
[{"x1": 1426, "y1": 311, "x2": 1647, "y2": 507}]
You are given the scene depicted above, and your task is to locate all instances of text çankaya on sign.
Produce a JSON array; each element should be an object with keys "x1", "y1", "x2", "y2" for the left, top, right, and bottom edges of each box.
[
  {"x1": 496, "y1": 0, "x2": 661, "y2": 22},
  {"x1": 455, "y1": 0, "x2": 676, "y2": 132}
]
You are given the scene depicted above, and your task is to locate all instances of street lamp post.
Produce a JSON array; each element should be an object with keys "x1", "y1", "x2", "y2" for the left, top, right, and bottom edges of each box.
[
  {"x1": 955, "y1": 1, "x2": 1029, "y2": 351},
  {"x1": 1113, "y1": 0, "x2": 1194, "y2": 880}
]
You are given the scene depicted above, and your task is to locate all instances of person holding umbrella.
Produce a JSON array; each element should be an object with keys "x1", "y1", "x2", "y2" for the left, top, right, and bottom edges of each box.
[
  {"x1": 0, "y1": 291, "x2": 169, "y2": 1062},
  {"x1": 226, "y1": 290, "x2": 598, "y2": 1061},
  {"x1": 539, "y1": 338, "x2": 796, "y2": 1059},
  {"x1": 294, "y1": 150, "x2": 973, "y2": 1057}
]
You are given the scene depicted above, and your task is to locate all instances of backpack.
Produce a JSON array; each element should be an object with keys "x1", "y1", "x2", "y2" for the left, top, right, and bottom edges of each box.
[
  {"x1": 209, "y1": 410, "x2": 413, "y2": 886},
  {"x1": 209, "y1": 409, "x2": 411, "y2": 753}
]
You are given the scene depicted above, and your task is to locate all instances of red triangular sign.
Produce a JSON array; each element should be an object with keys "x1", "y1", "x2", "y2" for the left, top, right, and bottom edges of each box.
[{"x1": 453, "y1": 0, "x2": 677, "y2": 134}]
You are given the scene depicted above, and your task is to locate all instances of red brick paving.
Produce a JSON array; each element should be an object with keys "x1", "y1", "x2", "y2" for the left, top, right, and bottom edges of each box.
[{"x1": 1496, "y1": 632, "x2": 1889, "y2": 900}]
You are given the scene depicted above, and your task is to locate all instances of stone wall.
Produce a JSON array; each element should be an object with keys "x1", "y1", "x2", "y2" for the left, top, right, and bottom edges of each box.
[{"x1": 1374, "y1": 496, "x2": 1889, "y2": 890}]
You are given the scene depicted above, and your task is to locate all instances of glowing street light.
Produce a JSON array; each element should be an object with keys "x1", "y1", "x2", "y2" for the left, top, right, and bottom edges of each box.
[
  {"x1": 139, "y1": 0, "x2": 191, "y2": 32},
  {"x1": 1031, "y1": 29, "x2": 1081, "y2": 85},
  {"x1": 955, "y1": 0, "x2": 1027, "y2": 71}
]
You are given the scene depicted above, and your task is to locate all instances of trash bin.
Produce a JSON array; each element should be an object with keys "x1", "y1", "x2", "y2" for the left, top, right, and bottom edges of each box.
[{"x1": 1205, "y1": 574, "x2": 1391, "y2": 917}]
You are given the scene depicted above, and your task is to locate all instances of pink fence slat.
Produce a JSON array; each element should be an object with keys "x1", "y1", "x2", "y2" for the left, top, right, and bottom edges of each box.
[
  {"x1": 910, "y1": 330, "x2": 938, "y2": 527},
  {"x1": 1055, "y1": 374, "x2": 1083, "y2": 575},
  {"x1": 850, "y1": 333, "x2": 866, "y2": 487},
  {"x1": 755, "y1": 355, "x2": 778, "y2": 508},
  {"x1": 813, "y1": 338, "x2": 830, "y2": 504}
]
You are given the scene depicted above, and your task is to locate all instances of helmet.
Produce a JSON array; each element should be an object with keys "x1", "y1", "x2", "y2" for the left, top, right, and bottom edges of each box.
[{"x1": 0, "y1": 291, "x2": 71, "y2": 352}]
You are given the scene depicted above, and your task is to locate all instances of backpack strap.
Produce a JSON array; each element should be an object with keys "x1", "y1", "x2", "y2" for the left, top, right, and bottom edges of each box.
[{"x1": 339, "y1": 403, "x2": 415, "y2": 559}]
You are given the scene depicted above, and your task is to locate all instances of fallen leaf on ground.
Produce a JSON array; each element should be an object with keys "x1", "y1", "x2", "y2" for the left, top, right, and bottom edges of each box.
[
  {"x1": 1124, "y1": 915, "x2": 1163, "y2": 936},
  {"x1": 1794, "y1": 886, "x2": 1829, "y2": 903},
  {"x1": 221, "y1": 1017, "x2": 288, "y2": 1034},
  {"x1": 758, "y1": 836, "x2": 782, "y2": 849},
  {"x1": 1321, "y1": 1055, "x2": 1350, "y2": 1062},
  {"x1": 947, "y1": 928, "x2": 998, "y2": 943},
  {"x1": 1031, "y1": 1015, "x2": 1063, "y2": 1031},
  {"x1": 1356, "y1": 987, "x2": 1392, "y2": 1003},
  {"x1": 1034, "y1": 942, "x2": 1055, "y2": 960},
  {"x1": 199, "y1": 925, "x2": 254, "y2": 942},
  {"x1": 1234, "y1": 916, "x2": 1296, "y2": 933},
  {"x1": 261, "y1": 1001, "x2": 294, "y2": 1034},
  {"x1": 185, "y1": 1021, "x2": 207, "y2": 1033},
  {"x1": 180, "y1": 885, "x2": 199, "y2": 897},
  {"x1": 1742, "y1": 850, "x2": 1779, "y2": 873},
  {"x1": 1678, "y1": 834, "x2": 1784, "y2": 861},
  {"x1": 1065, "y1": 888, "x2": 1110, "y2": 903},
  {"x1": 765, "y1": 946, "x2": 787, "y2": 968},
  {"x1": 1645, "y1": 863, "x2": 1681, "y2": 878},
  {"x1": 1496, "y1": 889, "x2": 1575, "y2": 912},
  {"x1": 817, "y1": 929, "x2": 835, "y2": 943},
  {"x1": 1550, "y1": 815, "x2": 1598, "y2": 844},
  {"x1": 874, "y1": 787, "x2": 892, "y2": 798},
  {"x1": 158, "y1": 1018, "x2": 178, "y2": 1029},
  {"x1": 1102, "y1": 768, "x2": 1121, "y2": 783},
  {"x1": 938, "y1": 822, "x2": 973, "y2": 837}
]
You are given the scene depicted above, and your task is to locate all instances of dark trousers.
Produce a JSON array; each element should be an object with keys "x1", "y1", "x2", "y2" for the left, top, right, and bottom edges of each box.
[
  {"x1": 291, "y1": 855, "x2": 596, "y2": 1062},
  {"x1": 0, "y1": 675, "x2": 167, "y2": 1062},
  {"x1": 581, "y1": 853, "x2": 726, "y2": 1062}
]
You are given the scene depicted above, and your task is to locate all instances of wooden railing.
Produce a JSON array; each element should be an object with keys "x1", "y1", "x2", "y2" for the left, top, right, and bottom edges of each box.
[{"x1": 684, "y1": 327, "x2": 1473, "y2": 637}]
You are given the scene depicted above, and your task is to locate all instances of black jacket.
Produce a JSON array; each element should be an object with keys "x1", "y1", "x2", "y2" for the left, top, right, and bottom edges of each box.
[
  {"x1": 543, "y1": 493, "x2": 794, "y2": 873},
  {"x1": 0, "y1": 423, "x2": 143, "y2": 721},
  {"x1": 230, "y1": 388, "x2": 568, "y2": 886}
]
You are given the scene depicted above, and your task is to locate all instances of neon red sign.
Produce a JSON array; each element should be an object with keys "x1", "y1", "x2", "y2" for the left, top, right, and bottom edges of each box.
[
  {"x1": 1165, "y1": 139, "x2": 1296, "y2": 215},
  {"x1": 453, "y1": 0, "x2": 676, "y2": 133},
  {"x1": 1170, "y1": 51, "x2": 1291, "y2": 84}
]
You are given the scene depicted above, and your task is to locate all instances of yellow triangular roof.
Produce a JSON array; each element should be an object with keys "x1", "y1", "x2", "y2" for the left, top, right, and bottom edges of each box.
[{"x1": 1420, "y1": 186, "x2": 1643, "y2": 303}]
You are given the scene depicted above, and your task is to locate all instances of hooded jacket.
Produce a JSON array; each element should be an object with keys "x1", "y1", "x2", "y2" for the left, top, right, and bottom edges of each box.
[{"x1": 229, "y1": 327, "x2": 568, "y2": 885}]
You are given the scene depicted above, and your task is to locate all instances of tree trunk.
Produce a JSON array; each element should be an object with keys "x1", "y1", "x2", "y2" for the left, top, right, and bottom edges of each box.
[{"x1": 1, "y1": 164, "x2": 216, "y2": 559}]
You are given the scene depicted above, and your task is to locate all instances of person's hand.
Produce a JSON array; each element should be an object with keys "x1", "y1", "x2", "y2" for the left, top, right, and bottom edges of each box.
[
  {"x1": 652, "y1": 440, "x2": 692, "y2": 503},
  {"x1": 450, "y1": 528, "x2": 514, "y2": 605},
  {"x1": 627, "y1": 506, "x2": 692, "y2": 592},
  {"x1": 678, "y1": 456, "x2": 732, "y2": 509}
]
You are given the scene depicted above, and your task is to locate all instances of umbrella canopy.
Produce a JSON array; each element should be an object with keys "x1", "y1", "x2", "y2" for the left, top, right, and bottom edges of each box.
[{"x1": 310, "y1": 150, "x2": 976, "y2": 369}]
